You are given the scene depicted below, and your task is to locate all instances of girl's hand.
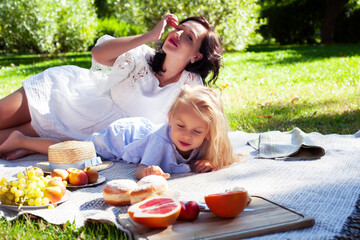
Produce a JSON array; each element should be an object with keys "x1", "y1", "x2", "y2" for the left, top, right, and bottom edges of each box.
[
  {"x1": 142, "y1": 165, "x2": 170, "y2": 179},
  {"x1": 193, "y1": 160, "x2": 215, "y2": 173},
  {"x1": 148, "y1": 13, "x2": 178, "y2": 42}
]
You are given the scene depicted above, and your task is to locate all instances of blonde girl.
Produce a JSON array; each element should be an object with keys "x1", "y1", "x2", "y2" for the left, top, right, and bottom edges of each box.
[
  {"x1": 168, "y1": 84, "x2": 237, "y2": 171},
  {"x1": 0, "y1": 85, "x2": 238, "y2": 179}
]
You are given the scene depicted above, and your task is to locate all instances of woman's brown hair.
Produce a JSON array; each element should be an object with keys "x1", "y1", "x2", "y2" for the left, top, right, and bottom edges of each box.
[{"x1": 150, "y1": 16, "x2": 223, "y2": 86}]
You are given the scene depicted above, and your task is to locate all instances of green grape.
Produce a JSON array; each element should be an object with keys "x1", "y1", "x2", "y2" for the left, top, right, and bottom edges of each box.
[
  {"x1": 37, "y1": 181, "x2": 45, "y2": 189},
  {"x1": 28, "y1": 182, "x2": 36, "y2": 190},
  {"x1": 0, "y1": 177, "x2": 6, "y2": 183},
  {"x1": 34, "y1": 197, "x2": 42, "y2": 206},
  {"x1": 6, "y1": 193, "x2": 14, "y2": 201},
  {"x1": 10, "y1": 181, "x2": 18, "y2": 187},
  {"x1": 35, "y1": 188, "x2": 44, "y2": 198},
  {"x1": 17, "y1": 172, "x2": 25, "y2": 179},
  {"x1": 15, "y1": 190, "x2": 24, "y2": 198},
  {"x1": 28, "y1": 198, "x2": 35, "y2": 206},
  {"x1": 1, "y1": 186, "x2": 8, "y2": 194},
  {"x1": 17, "y1": 183, "x2": 25, "y2": 190},
  {"x1": 10, "y1": 186, "x2": 17, "y2": 194},
  {"x1": 28, "y1": 175, "x2": 37, "y2": 182},
  {"x1": 42, "y1": 197, "x2": 50, "y2": 205},
  {"x1": 14, "y1": 197, "x2": 20, "y2": 203},
  {"x1": 19, "y1": 178, "x2": 26, "y2": 184},
  {"x1": 27, "y1": 189, "x2": 36, "y2": 198},
  {"x1": 27, "y1": 171, "x2": 35, "y2": 178}
]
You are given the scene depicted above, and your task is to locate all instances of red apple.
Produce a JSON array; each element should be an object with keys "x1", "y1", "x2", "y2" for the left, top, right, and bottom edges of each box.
[
  {"x1": 69, "y1": 169, "x2": 88, "y2": 186},
  {"x1": 51, "y1": 169, "x2": 69, "y2": 181},
  {"x1": 47, "y1": 177, "x2": 66, "y2": 195},
  {"x1": 44, "y1": 186, "x2": 63, "y2": 203},
  {"x1": 83, "y1": 166, "x2": 99, "y2": 183},
  {"x1": 177, "y1": 201, "x2": 200, "y2": 220}
]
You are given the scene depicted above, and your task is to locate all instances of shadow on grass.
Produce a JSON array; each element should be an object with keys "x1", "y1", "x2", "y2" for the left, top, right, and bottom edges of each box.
[
  {"x1": 0, "y1": 52, "x2": 92, "y2": 68},
  {"x1": 244, "y1": 44, "x2": 360, "y2": 66},
  {"x1": 15, "y1": 60, "x2": 92, "y2": 76},
  {"x1": 229, "y1": 100, "x2": 360, "y2": 134}
]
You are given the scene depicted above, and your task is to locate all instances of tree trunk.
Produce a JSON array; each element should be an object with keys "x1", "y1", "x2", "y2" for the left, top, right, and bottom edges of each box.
[{"x1": 321, "y1": 0, "x2": 349, "y2": 44}]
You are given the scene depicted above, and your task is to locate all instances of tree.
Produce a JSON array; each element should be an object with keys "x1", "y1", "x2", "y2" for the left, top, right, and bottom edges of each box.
[{"x1": 321, "y1": 0, "x2": 349, "y2": 44}]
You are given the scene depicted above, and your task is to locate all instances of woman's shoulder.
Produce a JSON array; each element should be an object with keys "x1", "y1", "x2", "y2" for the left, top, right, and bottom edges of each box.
[
  {"x1": 129, "y1": 44, "x2": 155, "y2": 61},
  {"x1": 180, "y1": 70, "x2": 204, "y2": 86}
]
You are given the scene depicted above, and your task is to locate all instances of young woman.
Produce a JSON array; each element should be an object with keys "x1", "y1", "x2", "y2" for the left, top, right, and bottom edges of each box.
[
  {"x1": 0, "y1": 14, "x2": 222, "y2": 149},
  {"x1": 0, "y1": 85, "x2": 238, "y2": 180}
]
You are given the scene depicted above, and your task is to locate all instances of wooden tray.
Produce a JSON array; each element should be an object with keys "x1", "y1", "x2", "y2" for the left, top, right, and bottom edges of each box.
[{"x1": 117, "y1": 196, "x2": 315, "y2": 240}]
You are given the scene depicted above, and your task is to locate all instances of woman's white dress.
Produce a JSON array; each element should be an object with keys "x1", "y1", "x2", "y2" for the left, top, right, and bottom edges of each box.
[{"x1": 22, "y1": 35, "x2": 203, "y2": 140}]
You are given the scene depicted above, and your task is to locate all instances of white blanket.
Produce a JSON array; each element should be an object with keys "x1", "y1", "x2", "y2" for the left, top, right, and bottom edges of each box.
[{"x1": 1, "y1": 130, "x2": 359, "y2": 239}]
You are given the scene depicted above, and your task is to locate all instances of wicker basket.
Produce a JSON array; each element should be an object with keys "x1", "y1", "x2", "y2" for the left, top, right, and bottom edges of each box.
[{"x1": 48, "y1": 141, "x2": 96, "y2": 165}]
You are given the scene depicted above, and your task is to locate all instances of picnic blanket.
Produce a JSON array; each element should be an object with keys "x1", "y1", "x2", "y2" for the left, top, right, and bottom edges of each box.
[{"x1": 1, "y1": 130, "x2": 360, "y2": 239}]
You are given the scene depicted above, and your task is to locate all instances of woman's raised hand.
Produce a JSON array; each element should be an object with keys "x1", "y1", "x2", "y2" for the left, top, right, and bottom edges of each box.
[{"x1": 148, "y1": 13, "x2": 178, "y2": 42}]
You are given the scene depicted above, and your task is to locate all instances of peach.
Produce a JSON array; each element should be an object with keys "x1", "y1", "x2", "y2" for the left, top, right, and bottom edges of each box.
[
  {"x1": 51, "y1": 169, "x2": 69, "y2": 181},
  {"x1": 83, "y1": 166, "x2": 99, "y2": 183},
  {"x1": 177, "y1": 201, "x2": 200, "y2": 220},
  {"x1": 66, "y1": 168, "x2": 77, "y2": 174},
  {"x1": 44, "y1": 186, "x2": 63, "y2": 203},
  {"x1": 29, "y1": 167, "x2": 44, "y2": 177},
  {"x1": 69, "y1": 169, "x2": 88, "y2": 186},
  {"x1": 47, "y1": 177, "x2": 66, "y2": 195}
]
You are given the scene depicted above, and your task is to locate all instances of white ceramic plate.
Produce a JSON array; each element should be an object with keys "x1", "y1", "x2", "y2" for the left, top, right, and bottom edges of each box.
[
  {"x1": 66, "y1": 175, "x2": 106, "y2": 189},
  {"x1": 0, "y1": 190, "x2": 71, "y2": 211}
]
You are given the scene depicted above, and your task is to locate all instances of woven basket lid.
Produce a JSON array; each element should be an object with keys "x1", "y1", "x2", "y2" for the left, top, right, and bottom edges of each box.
[{"x1": 48, "y1": 141, "x2": 96, "y2": 165}]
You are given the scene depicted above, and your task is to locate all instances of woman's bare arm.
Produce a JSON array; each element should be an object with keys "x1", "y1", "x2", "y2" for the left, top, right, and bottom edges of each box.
[{"x1": 91, "y1": 13, "x2": 178, "y2": 67}]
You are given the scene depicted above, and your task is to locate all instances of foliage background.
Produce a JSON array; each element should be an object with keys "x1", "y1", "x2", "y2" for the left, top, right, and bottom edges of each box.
[
  {"x1": 0, "y1": 0, "x2": 262, "y2": 53},
  {"x1": 0, "y1": 0, "x2": 97, "y2": 53}
]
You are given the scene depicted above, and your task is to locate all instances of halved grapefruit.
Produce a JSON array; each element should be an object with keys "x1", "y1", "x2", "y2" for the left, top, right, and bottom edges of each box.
[
  {"x1": 128, "y1": 196, "x2": 181, "y2": 228},
  {"x1": 204, "y1": 188, "x2": 250, "y2": 218}
]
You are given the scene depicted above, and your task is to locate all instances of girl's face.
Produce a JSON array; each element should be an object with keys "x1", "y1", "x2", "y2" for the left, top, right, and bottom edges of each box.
[
  {"x1": 169, "y1": 104, "x2": 210, "y2": 157},
  {"x1": 162, "y1": 20, "x2": 208, "y2": 64}
]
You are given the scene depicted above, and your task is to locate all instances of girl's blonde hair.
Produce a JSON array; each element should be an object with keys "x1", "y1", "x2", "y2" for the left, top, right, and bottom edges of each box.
[{"x1": 168, "y1": 85, "x2": 238, "y2": 170}]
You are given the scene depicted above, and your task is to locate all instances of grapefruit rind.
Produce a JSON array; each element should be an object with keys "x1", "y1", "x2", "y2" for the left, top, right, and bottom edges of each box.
[
  {"x1": 128, "y1": 196, "x2": 181, "y2": 228},
  {"x1": 204, "y1": 190, "x2": 248, "y2": 218}
]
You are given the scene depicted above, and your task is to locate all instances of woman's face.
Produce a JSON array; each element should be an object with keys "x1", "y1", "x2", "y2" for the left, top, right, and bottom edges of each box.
[
  {"x1": 163, "y1": 20, "x2": 208, "y2": 64},
  {"x1": 169, "y1": 103, "x2": 210, "y2": 157}
]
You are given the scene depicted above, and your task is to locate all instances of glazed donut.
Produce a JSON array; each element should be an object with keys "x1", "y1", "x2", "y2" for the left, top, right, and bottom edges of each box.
[
  {"x1": 130, "y1": 184, "x2": 157, "y2": 205},
  {"x1": 103, "y1": 179, "x2": 137, "y2": 206},
  {"x1": 137, "y1": 175, "x2": 169, "y2": 195}
]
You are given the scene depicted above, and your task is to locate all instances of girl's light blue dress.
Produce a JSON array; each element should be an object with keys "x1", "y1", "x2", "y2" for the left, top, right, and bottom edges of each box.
[{"x1": 87, "y1": 117, "x2": 201, "y2": 174}]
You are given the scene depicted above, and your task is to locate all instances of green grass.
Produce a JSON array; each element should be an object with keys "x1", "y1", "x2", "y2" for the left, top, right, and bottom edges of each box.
[
  {"x1": 0, "y1": 44, "x2": 359, "y2": 238},
  {"x1": 219, "y1": 45, "x2": 360, "y2": 134},
  {"x1": 0, "y1": 215, "x2": 127, "y2": 239}
]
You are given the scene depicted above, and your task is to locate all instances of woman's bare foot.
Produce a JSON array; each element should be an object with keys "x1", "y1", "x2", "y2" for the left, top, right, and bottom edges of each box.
[
  {"x1": 0, "y1": 130, "x2": 26, "y2": 159},
  {"x1": 3, "y1": 149, "x2": 35, "y2": 160}
]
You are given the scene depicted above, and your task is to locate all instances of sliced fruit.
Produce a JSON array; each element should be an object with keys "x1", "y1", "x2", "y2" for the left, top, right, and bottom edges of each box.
[
  {"x1": 204, "y1": 188, "x2": 249, "y2": 218},
  {"x1": 128, "y1": 196, "x2": 181, "y2": 228}
]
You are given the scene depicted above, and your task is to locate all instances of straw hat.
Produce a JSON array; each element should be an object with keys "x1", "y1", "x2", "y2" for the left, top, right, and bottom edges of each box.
[{"x1": 48, "y1": 141, "x2": 99, "y2": 170}]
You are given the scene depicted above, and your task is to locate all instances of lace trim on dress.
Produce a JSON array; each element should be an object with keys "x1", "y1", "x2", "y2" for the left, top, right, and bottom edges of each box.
[
  {"x1": 184, "y1": 72, "x2": 202, "y2": 85},
  {"x1": 128, "y1": 66, "x2": 150, "y2": 86}
]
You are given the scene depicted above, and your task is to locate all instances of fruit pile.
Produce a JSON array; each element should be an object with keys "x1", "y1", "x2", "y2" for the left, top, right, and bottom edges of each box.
[
  {"x1": 127, "y1": 186, "x2": 252, "y2": 228},
  {"x1": 51, "y1": 166, "x2": 99, "y2": 186},
  {"x1": 0, "y1": 167, "x2": 67, "y2": 209}
]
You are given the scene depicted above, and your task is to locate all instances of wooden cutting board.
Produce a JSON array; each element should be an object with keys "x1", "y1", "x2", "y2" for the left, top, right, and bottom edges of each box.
[{"x1": 117, "y1": 196, "x2": 315, "y2": 240}]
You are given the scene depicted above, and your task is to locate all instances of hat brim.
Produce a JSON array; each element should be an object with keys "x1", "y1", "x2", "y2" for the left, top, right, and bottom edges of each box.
[{"x1": 34, "y1": 160, "x2": 114, "y2": 174}]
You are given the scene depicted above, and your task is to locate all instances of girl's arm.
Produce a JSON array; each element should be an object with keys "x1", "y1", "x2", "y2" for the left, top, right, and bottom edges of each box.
[
  {"x1": 136, "y1": 164, "x2": 170, "y2": 180},
  {"x1": 91, "y1": 13, "x2": 178, "y2": 67}
]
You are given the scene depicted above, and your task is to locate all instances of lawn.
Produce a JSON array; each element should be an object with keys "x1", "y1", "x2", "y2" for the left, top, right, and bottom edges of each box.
[{"x1": 0, "y1": 44, "x2": 359, "y2": 239}]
